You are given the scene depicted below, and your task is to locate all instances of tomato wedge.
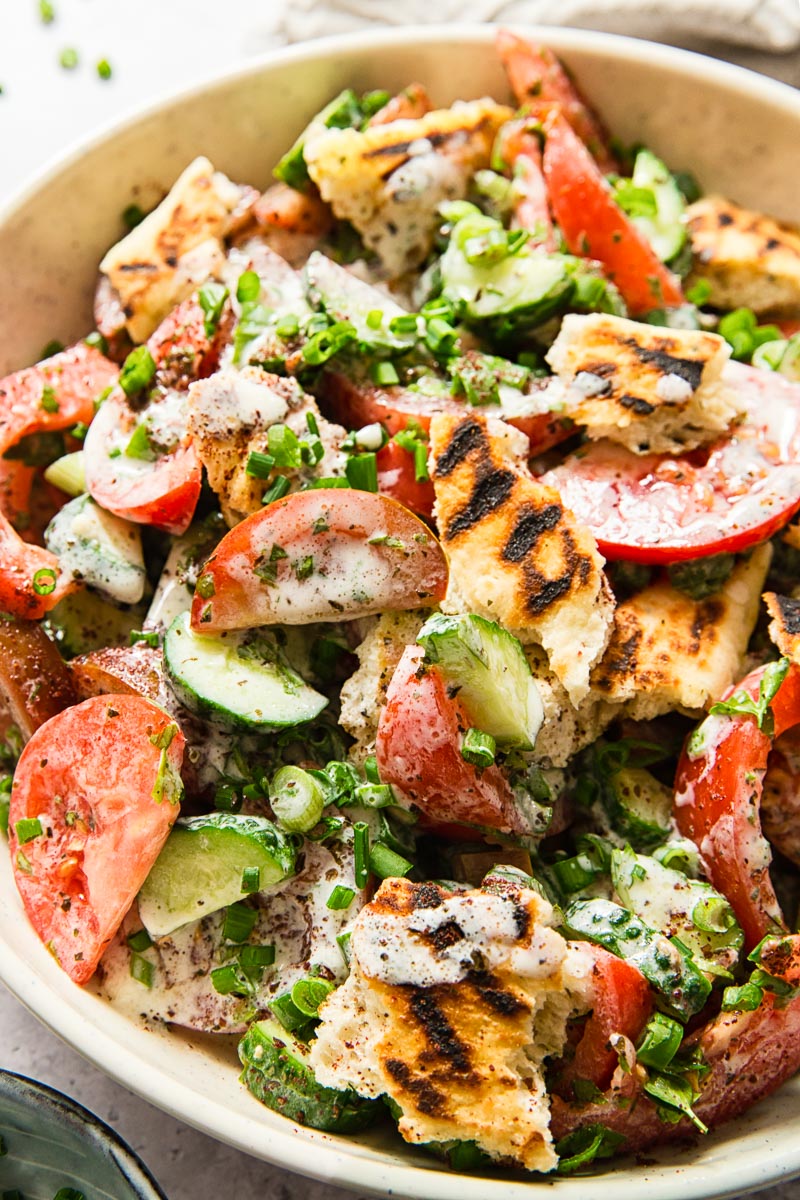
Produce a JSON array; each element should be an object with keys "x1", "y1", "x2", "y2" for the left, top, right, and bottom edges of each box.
[
  {"x1": 0, "y1": 343, "x2": 118, "y2": 457},
  {"x1": 0, "y1": 618, "x2": 76, "y2": 740},
  {"x1": 554, "y1": 945, "x2": 651, "y2": 1098},
  {"x1": 495, "y1": 29, "x2": 618, "y2": 173},
  {"x1": 84, "y1": 391, "x2": 202, "y2": 535},
  {"x1": 320, "y1": 369, "x2": 573, "y2": 454},
  {"x1": 190, "y1": 489, "x2": 448, "y2": 633},
  {"x1": 376, "y1": 440, "x2": 435, "y2": 520},
  {"x1": 376, "y1": 644, "x2": 529, "y2": 836},
  {"x1": 541, "y1": 109, "x2": 684, "y2": 316},
  {"x1": 543, "y1": 363, "x2": 800, "y2": 563},
  {"x1": 147, "y1": 293, "x2": 233, "y2": 390},
  {"x1": 0, "y1": 510, "x2": 76, "y2": 618},
  {"x1": 495, "y1": 119, "x2": 556, "y2": 249},
  {"x1": 551, "y1": 935, "x2": 800, "y2": 1151},
  {"x1": 9, "y1": 694, "x2": 184, "y2": 984},
  {"x1": 673, "y1": 662, "x2": 800, "y2": 949}
]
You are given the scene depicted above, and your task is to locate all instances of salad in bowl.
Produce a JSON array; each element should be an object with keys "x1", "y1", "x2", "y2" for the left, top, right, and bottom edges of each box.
[{"x1": 3, "y1": 27, "x2": 800, "y2": 1179}]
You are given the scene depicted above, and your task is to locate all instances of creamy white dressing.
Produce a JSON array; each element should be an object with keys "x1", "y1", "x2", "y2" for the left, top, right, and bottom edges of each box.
[
  {"x1": 352, "y1": 890, "x2": 566, "y2": 987},
  {"x1": 189, "y1": 370, "x2": 289, "y2": 439},
  {"x1": 45, "y1": 495, "x2": 146, "y2": 605}
]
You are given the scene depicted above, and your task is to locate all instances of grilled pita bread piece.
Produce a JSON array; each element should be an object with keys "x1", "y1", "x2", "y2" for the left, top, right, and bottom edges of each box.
[
  {"x1": 686, "y1": 195, "x2": 800, "y2": 316},
  {"x1": 305, "y1": 100, "x2": 511, "y2": 277},
  {"x1": 592, "y1": 543, "x2": 770, "y2": 718},
  {"x1": 309, "y1": 877, "x2": 593, "y2": 1173},
  {"x1": 430, "y1": 412, "x2": 613, "y2": 704},
  {"x1": 546, "y1": 313, "x2": 739, "y2": 455},
  {"x1": 765, "y1": 591, "x2": 800, "y2": 662}
]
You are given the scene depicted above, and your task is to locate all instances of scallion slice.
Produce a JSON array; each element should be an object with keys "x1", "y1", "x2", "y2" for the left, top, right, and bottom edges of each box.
[
  {"x1": 353, "y1": 822, "x2": 370, "y2": 888},
  {"x1": 368, "y1": 841, "x2": 413, "y2": 880},
  {"x1": 460, "y1": 727, "x2": 496, "y2": 768},
  {"x1": 269, "y1": 765, "x2": 325, "y2": 834},
  {"x1": 326, "y1": 885, "x2": 355, "y2": 911},
  {"x1": 291, "y1": 975, "x2": 334, "y2": 1017},
  {"x1": 222, "y1": 902, "x2": 258, "y2": 944},
  {"x1": 345, "y1": 452, "x2": 378, "y2": 493},
  {"x1": 14, "y1": 817, "x2": 43, "y2": 844}
]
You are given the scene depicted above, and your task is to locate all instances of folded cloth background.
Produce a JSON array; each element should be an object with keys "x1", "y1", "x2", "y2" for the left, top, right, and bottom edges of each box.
[{"x1": 279, "y1": 0, "x2": 800, "y2": 49}]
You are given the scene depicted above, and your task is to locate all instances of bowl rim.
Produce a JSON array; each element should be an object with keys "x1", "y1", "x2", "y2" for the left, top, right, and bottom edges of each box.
[
  {"x1": 3, "y1": 22, "x2": 800, "y2": 1200},
  {"x1": 0, "y1": 1068, "x2": 168, "y2": 1200}
]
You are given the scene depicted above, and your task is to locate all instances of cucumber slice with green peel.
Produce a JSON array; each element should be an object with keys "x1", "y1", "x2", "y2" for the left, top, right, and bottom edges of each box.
[
  {"x1": 417, "y1": 612, "x2": 544, "y2": 749},
  {"x1": 304, "y1": 251, "x2": 416, "y2": 354},
  {"x1": 611, "y1": 846, "x2": 743, "y2": 978},
  {"x1": 600, "y1": 766, "x2": 672, "y2": 850},
  {"x1": 138, "y1": 813, "x2": 297, "y2": 938},
  {"x1": 562, "y1": 897, "x2": 711, "y2": 1022},
  {"x1": 45, "y1": 493, "x2": 146, "y2": 606},
  {"x1": 164, "y1": 611, "x2": 328, "y2": 731},
  {"x1": 238, "y1": 1017, "x2": 382, "y2": 1133},
  {"x1": 619, "y1": 149, "x2": 687, "y2": 265}
]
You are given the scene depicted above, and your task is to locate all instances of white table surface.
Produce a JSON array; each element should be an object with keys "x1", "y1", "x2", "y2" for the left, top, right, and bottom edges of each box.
[{"x1": 2, "y1": 4, "x2": 800, "y2": 1198}]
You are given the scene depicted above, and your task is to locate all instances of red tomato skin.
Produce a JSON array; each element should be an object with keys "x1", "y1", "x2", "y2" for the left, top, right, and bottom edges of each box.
[
  {"x1": 495, "y1": 29, "x2": 618, "y2": 173},
  {"x1": 9, "y1": 694, "x2": 184, "y2": 985},
  {"x1": 376, "y1": 440, "x2": 435, "y2": 519},
  {"x1": 542, "y1": 110, "x2": 684, "y2": 315},
  {"x1": 0, "y1": 343, "x2": 118, "y2": 456},
  {"x1": 543, "y1": 363, "x2": 800, "y2": 564},
  {"x1": 673, "y1": 662, "x2": 800, "y2": 949},
  {"x1": 376, "y1": 644, "x2": 529, "y2": 836},
  {"x1": 555, "y1": 945, "x2": 651, "y2": 1097},
  {"x1": 191, "y1": 489, "x2": 448, "y2": 633},
  {"x1": 495, "y1": 119, "x2": 557, "y2": 249},
  {"x1": 84, "y1": 392, "x2": 201, "y2": 535},
  {"x1": 320, "y1": 370, "x2": 573, "y2": 455},
  {"x1": 147, "y1": 294, "x2": 233, "y2": 390},
  {"x1": 0, "y1": 509, "x2": 76, "y2": 619}
]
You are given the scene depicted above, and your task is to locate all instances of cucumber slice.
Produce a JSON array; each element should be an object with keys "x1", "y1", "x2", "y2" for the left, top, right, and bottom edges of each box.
[
  {"x1": 44, "y1": 589, "x2": 148, "y2": 658},
  {"x1": 44, "y1": 450, "x2": 86, "y2": 497},
  {"x1": 417, "y1": 612, "x2": 543, "y2": 749},
  {"x1": 164, "y1": 611, "x2": 327, "y2": 731},
  {"x1": 624, "y1": 149, "x2": 686, "y2": 264},
  {"x1": 45, "y1": 493, "x2": 146, "y2": 605},
  {"x1": 601, "y1": 766, "x2": 672, "y2": 851},
  {"x1": 138, "y1": 813, "x2": 296, "y2": 938},
  {"x1": 239, "y1": 1017, "x2": 381, "y2": 1133},
  {"x1": 562, "y1": 897, "x2": 711, "y2": 1021},
  {"x1": 304, "y1": 251, "x2": 416, "y2": 353},
  {"x1": 611, "y1": 846, "x2": 743, "y2": 977}
]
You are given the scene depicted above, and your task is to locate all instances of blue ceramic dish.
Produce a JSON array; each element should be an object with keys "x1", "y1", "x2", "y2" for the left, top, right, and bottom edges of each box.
[{"x1": 0, "y1": 1070, "x2": 166, "y2": 1200}]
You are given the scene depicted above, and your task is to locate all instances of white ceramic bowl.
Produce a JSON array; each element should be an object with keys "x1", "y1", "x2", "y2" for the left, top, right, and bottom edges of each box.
[{"x1": 2, "y1": 25, "x2": 800, "y2": 1200}]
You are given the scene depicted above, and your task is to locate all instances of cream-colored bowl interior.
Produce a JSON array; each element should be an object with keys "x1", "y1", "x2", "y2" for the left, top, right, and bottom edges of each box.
[{"x1": 1, "y1": 24, "x2": 800, "y2": 1200}]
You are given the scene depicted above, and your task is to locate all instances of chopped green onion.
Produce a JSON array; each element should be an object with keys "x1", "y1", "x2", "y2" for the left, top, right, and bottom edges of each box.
[
  {"x1": 54, "y1": 1190, "x2": 87, "y2": 1200},
  {"x1": 222, "y1": 902, "x2": 259, "y2": 944},
  {"x1": 245, "y1": 450, "x2": 276, "y2": 479},
  {"x1": 262, "y1": 475, "x2": 291, "y2": 506},
  {"x1": 718, "y1": 308, "x2": 782, "y2": 364},
  {"x1": 636, "y1": 1012, "x2": 683, "y2": 1070},
  {"x1": 198, "y1": 281, "x2": 229, "y2": 338},
  {"x1": 686, "y1": 278, "x2": 712, "y2": 306},
  {"x1": 39, "y1": 0, "x2": 56, "y2": 22},
  {"x1": 119, "y1": 345, "x2": 156, "y2": 397},
  {"x1": 43, "y1": 451, "x2": 85, "y2": 497},
  {"x1": 302, "y1": 320, "x2": 356, "y2": 366},
  {"x1": 14, "y1": 817, "x2": 43, "y2": 844},
  {"x1": 394, "y1": 425, "x2": 429, "y2": 482},
  {"x1": 291, "y1": 975, "x2": 334, "y2": 1017},
  {"x1": 275, "y1": 314, "x2": 300, "y2": 339},
  {"x1": 294, "y1": 555, "x2": 314, "y2": 580},
  {"x1": 214, "y1": 783, "x2": 242, "y2": 813},
  {"x1": 129, "y1": 629, "x2": 159, "y2": 648},
  {"x1": 267, "y1": 424, "x2": 302, "y2": 468},
  {"x1": 551, "y1": 853, "x2": 598, "y2": 895},
  {"x1": 96, "y1": 59, "x2": 112, "y2": 81},
  {"x1": 15, "y1": 850, "x2": 32, "y2": 874},
  {"x1": 239, "y1": 944, "x2": 275, "y2": 973},
  {"x1": 337, "y1": 930, "x2": 352, "y2": 965},
  {"x1": 127, "y1": 928, "x2": 153, "y2": 953},
  {"x1": 364, "y1": 755, "x2": 380, "y2": 784},
  {"x1": 129, "y1": 953, "x2": 154, "y2": 988},
  {"x1": 721, "y1": 980, "x2": 764, "y2": 1012},
  {"x1": 32, "y1": 567, "x2": 57, "y2": 596},
  {"x1": 236, "y1": 270, "x2": 261, "y2": 304},
  {"x1": 0, "y1": 797, "x2": 8, "y2": 837},
  {"x1": 270, "y1": 765, "x2": 325, "y2": 833},
  {"x1": 241, "y1": 866, "x2": 261, "y2": 894},
  {"x1": 84, "y1": 330, "x2": 109, "y2": 354},
  {"x1": 210, "y1": 964, "x2": 245, "y2": 996},
  {"x1": 271, "y1": 991, "x2": 312, "y2": 1032},
  {"x1": 40, "y1": 384, "x2": 59, "y2": 413},
  {"x1": 460, "y1": 727, "x2": 496, "y2": 768},
  {"x1": 353, "y1": 821, "x2": 370, "y2": 888},
  {"x1": 195, "y1": 572, "x2": 215, "y2": 599},
  {"x1": 371, "y1": 361, "x2": 399, "y2": 386},
  {"x1": 366, "y1": 309, "x2": 384, "y2": 330},
  {"x1": 122, "y1": 204, "x2": 145, "y2": 230},
  {"x1": 368, "y1": 841, "x2": 413, "y2": 880},
  {"x1": 59, "y1": 47, "x2": 79, "y2": 70},
  {"x1": 327, "y1": 884, "x2": 356, "y2": 910},
  {"x1": 692, "y1": 894, "x2": 736, "y2": 934},
  {"x1": 124, "y1": 423, "x2": 156, "y2": 461},
  {"x1": 345, "y1": 452, "x2": 378, "y2": 493},
  {"x1": 353, "y1": 783, "x2": 394, "y2": 808}
]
